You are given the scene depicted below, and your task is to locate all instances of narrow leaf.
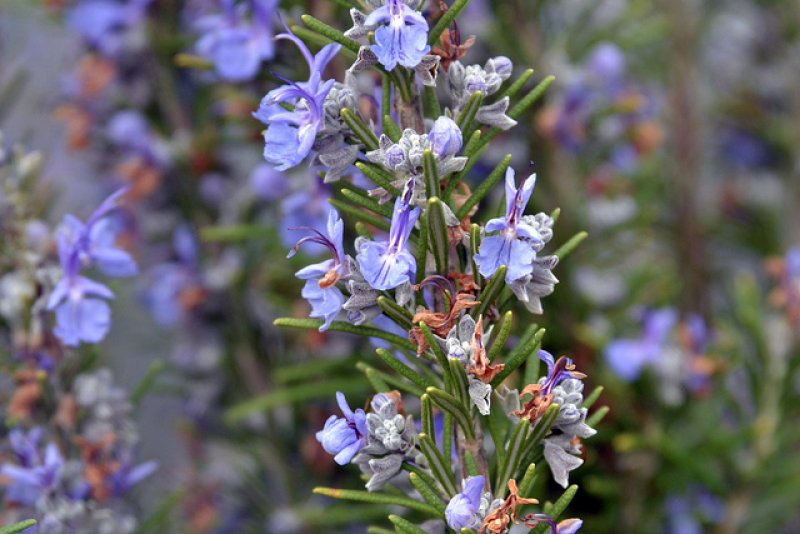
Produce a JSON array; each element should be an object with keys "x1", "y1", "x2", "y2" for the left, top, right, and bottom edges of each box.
[
  {"x1": 492, "y1": 328, "x2": 545, "y2": 388},
  {"x1": 473, "y1": 265, "x2": 507, "y2": 319},
  {"x1": 427, "y1": 197, "x2": 450, "y2": 274},
  {"x1": 586, "y1": 405, "x2": 609, "y2": 427},
  {"x1": 313, "y1": 487, "x2": 439, "y2": 516},
  {"x1": 389, "y1": 514, "x2": 428, "y2": 534},
  {"x1": 408, "y1": 473, "x2": 447, "y2": 515},
  {"x1": 356, "y1": 162, "x2": 401, "y2": 196},
  {"x1": 375, "y1": 347, "x2": 433, "y2": 390},
  {"x1": 488, "y1": 311, "x2": 514, "y2": 362},
  {"x1": 553, "y1": 231, "x2": 588, "y2": 260},
  {"x1": 456, "y1": 154, "x2": 512, "y2": 220},
  {"x1": 383, "y1": 114, "x2": 403, "y2": 142},
  {"x1": 0, "y1": 520, "x2": 37, "y2": 534},
  {"x1": 330, "y1": 198, "x2": 391, "y2": 232},
  {"x1": 341, "y1": 108, "x2": 380, "y2": 150},
  {"x1": 423, "y1": 150, "x2": 440, "y2": 198},
  {"x1": 418, "y1": 433, "x2": 458, "y2": 497},
  {"x1": 301, "y1": 14, "x2": 361, "y2": 53},
  {"x1": 582, "y1": 386, "x2": 604, "y2": 410},
  {"x1": 377, "y1": 296, "x2": 414, "y2": 330},
  {"x1": 497, "y1": 68, "x2": 535, "y2": 100},
  {"x1": 456, "y1": 91, "x2": 484, "y2": 134},
  {"x1": 275, "y1": 317, "x2": 416, "y2": 351},
  {"x1": 428, "y1": 0, "x2": 471, "y2": 45}
]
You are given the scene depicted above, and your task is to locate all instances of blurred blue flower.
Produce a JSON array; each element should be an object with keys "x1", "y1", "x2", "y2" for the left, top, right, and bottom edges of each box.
[
  {"x1": 1, "y1": 437, "x2": 63, "y2": 507},
  {"x1": 195, "y1": 0, "x2": 278, "y2": 82},
  {"x1": 111, "y1": 459, "x2": 158, "y2": 497},
  {"x1": 316, "y1": 392, "x2": 368, "y2": 465},
  {"x1": 253, "y1": 22, "x2": 340, "y2": 170},
  {"x1": 474, "y1": 167, "x2": 542, "y2": 282},
  {"x1": 604, "y1": 308, "x2": 678, "y2": 381},
  {"x1": 289, "y1": 210, "x2": 348, "y2": 331},
  {"x1": 47, "y1": 189, "x2": 136, "y2": 346},
  {"x1": 445, "y1": 475, "x2": 485, "y2": 531},
  {"x1": 365, "y1": 0, "x2": 430, "y2": 71},
  {"x1": 280, "y1": 182, "x2": 332, "y2": 254},
  {"x1": 357, "y1": 179, "x2": 420, "y2": 290},
  {"x1": 67, "y1": 0, "x2": 151, "y2": 58},
  {"x1": 249, "y1": 163, "x2": 288, "y2": 201}
]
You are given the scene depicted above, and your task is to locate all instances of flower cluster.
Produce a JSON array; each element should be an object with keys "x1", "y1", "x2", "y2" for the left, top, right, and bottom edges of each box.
[{"x1": 266, "y1": 4, "x2": 601, "y2": 531}]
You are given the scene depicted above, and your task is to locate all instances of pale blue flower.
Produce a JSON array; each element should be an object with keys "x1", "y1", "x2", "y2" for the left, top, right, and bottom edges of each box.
[
  {"x1": 428, "y1": 116, "x2": 462, "y2": 158},
  {"x1": 316, "y1": 392, "x2": 368, "y2": 465},
  {"x1": 474, "y1": 167, "x2": 542, "y2": 282},
  {"x1": 365, "y1": 0, "x2": 430, "y2": 71},
  {"x1": 357, "y1": 179, "x2": 420, "y2": 290},
  {"x1": 253, "y1": 22, "x2": 340, "y2": 170},
  {"x1": 445, "y1": 475, "x2": 485, "y2": 531},
  {"x1": 604, "y1": 308, "x2": 678, "y2": 381},
  {"x1": 289, "y1": 210, "x2": 348, "y2": 331}
]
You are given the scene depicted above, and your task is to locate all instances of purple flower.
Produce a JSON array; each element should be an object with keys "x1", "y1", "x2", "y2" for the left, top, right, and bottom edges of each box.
[
  {"x1": 1, "y1": 437, "x2": 63, "y2": 506},
  {"x1": 249, "y1": 163, "x2": 288, "y2": 201},
  {"x1": 253, "y1": 21, "x2": 340, "y2": 170},
  {"x1": 315, "y1": 392, "x2": 368, "y2": 465},
  {"x1": 524, "y1": 514, "x2": 583, "y2": 534},
  {"x1": 539, "y1": 350, "x2": 582, "y2": 395},
  {"x1": 111, "y1": 459, "x2": 158, "y2": 496},
  {"x1": 289, "y1": 210, "x2": 348, "y2": 331},
  {"x1": 47, "y1": 189, "x2": 137, "y2": 346},
  {"x1": 357, "y1": 179, "x2": 420, "y2": 290},
  {"x1": 445, "y1": 475, "x2": 485, "y2": 531},
  {"x1": 365, "y1": 0, "x2": 431, "y2": 71},
  {"x1": 604, "y1": 308, "x2": 678, "y2": 381},
  {"x1": 587, "y1": 42, "x2": 625, "y2": 81},
  {"x1": 67, "y1": 0, "x2": 150, "y2": 58},
  {"x1": 428, "y1": 116, "x2": 462, "y2": 158},
  {"x1": 195, "y1": 0, "x2": 278, "y2": 82},
  {"x1": 474, "y1": 167, "x2": 542, "y2": 282}
]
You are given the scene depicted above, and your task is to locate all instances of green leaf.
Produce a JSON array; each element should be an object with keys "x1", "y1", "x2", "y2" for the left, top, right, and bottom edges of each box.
[
  {"x1": 368, "y1": 528, "x2": 395, "y2": 534},
  {"x1": 408, "y1": 473, "x2": 447, "y2": 515},
  {"x1": 421, "y1": 394, "x2": 435, "y2": 437},
  {"x1": 473, "y1": 265, "x2": 507, "y2": 320},
  {"x1": 455, "y1": 154, "x2": 512, "y2": 221},
  {"x1": 313, "y1": 487, "x2": 440, "y2": 516},
  {"x1": 448, "y1": 358, "x2": 471, "y2": 409},
  {"x1": 330, "y1": 198, "x2": 391, "y2": 232},
  {"x1": 522, "y1": 403, "x2": 561, "y2": 458},
  {"x1": 377, "y1": 296, "x2": 414, "y2": 330},
  {"x1": 509, "y1": 75, "x2": 555, "y2": 119},
  {"x1": 356, "y1": 162, "x2": 400, "y2": 196},
  {"x1": 522, "y1": 348, "x2": 541, "y2": 389},
  {"x1": 586, "y1": 405, "x2": 609, "y2": 427},
  {"x1": 497, "y1": 68, "x2": 535, "y2": 100},
  {"x1": 375, "y1": 347, "x2": 433, "y2": 390},
  {"x1": 426, "y1": 386, "x2": 474, "y2": 439},
  {"x1": 274, "y1": 317, "x2": 416, "y2": 351},
  {"x1": 464, "y1": 451, "x2": 480, "y2": 477},
  {"x1": 428, "y1": 0, "x2": 471, "y2": 44},
  {"x1": 495, "y1": 417, "x2": 531, "y2": 497},
  {"x1": 388, "y1": 514, "x2": 428, "y2": 534},
  {"x1": 301, "y1": 14, "x2": 361, "y2": 53},
  {"x1": 423, "y1": 85, "x2": 441, "y2": 118},
  {"x1": 423, "y1": 150, "x2": 441, "y2": 198},
  {"x1": 357, "y1": 363, "x2": 425, "y2": 396},
  {"x1": 199, "y1": 224, "x2": 270, "y2": 242},
  {"x1": 418, "y1": 432, "x2": 458, "y2": 497},
  {"x1": 131, "y1": 359, "x2": 166, "y2": 406},
  {"x1": 532, "y1": 485, "x2": 580, "y2": 533},
  {"x1": 491, "y1": 327, "x2": 546, "y2": 388},
  {"x1": 225, "y1": 378, "x2": 369, "y2": 423},
  {"x1": 470, "y1": 224, "x2": 482, "y2": 287},
  {"x1": 0, "y1": 520, "x2": 37, "y2": 534},
  {"x1": 456, "y1": 91, "x2": 484, "y2": 134},
  {"x1": 136, "y1": 490, "x2": 183, "y2": 534},
  {"x1": 582, "y1": 386, "x2": 604, "y2": 410},
  {"x1": 518, "y1": 463, "x2": 538, "y2": 498},
  {"x1": 341, "y1": 108, "x2": 380, "y2": 150},
  {"x1": 340, "y1": 187, "x2": 394, "y2": 218},
  {"x1": 383, "y1": 114, "x2": 403, "y2": 142},
  {"x1": 488, "y1": 310, "x2": 514, "y2": 362},
  {"x1": 427, "y1": 197, "x2": 450, "y2": 274},
  {"x1": 415, "y1": 210, "x2": 429, "y2": 284},
  {"x1": 419, "y1": 322, "x2": 453, "y2": 390},
  {"x1": 553, "y1": 231, "x2": 588, "y2": 260},
  {"x1": 288, "y1": 25, "x2": 357, "y2": 61},
  {"x1": 363, "y1": 365, "x2": 391, "y2": 392}
]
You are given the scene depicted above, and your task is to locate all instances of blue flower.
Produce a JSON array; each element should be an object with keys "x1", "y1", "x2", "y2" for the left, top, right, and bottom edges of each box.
[
  {"x1": 604, "y1": 308, "x2": 678, "y2": 381},
  {"x1": 47, "y1": 188, "x2": 137, "y2": 346},
  {"x1": 428, "y1": 116, "x2": 462, "y2": 158},
  {"x1": 66, "y1": 0, "x2": 150, "y2": 58},
  {"x1": 474, "y1": 167, "x2": 542, "y2": 282},
  {"x1": 445, "y1": 475, "x2": 485, "y2": 531},
  {"x1": 1, "y1": 437, "x2": 63, "y2": 507},
  {"x1": 111, "y1": 459, "x2": 158, "y2": 497},
  {"x1": 253, "y1": 21, "x2": 341, "y2": 170},
  {"x1": 357, "y1": 179, "x2": 420, "y2": 290},
  {"x1": 195, "y1": 0, "x2": 278, "y2": 82},
  {"x1": 249, "y1": 163, "x2": 288, "y2": 201},
  {"x1": 365, "y1": 0, "x2": 431, "y2": 71},
  {"x1": 280, "y1": 182, "x2": 332, "y2": 253},
  {"x1": 315, "y1": 392, "x2": 368, "y2": 465},
  {"x1": 539, "y1": 350, "x2": 585, "y2": 396},
  {"x1": 289, "y1": 210, "x2": 348, "y2": 331}
]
